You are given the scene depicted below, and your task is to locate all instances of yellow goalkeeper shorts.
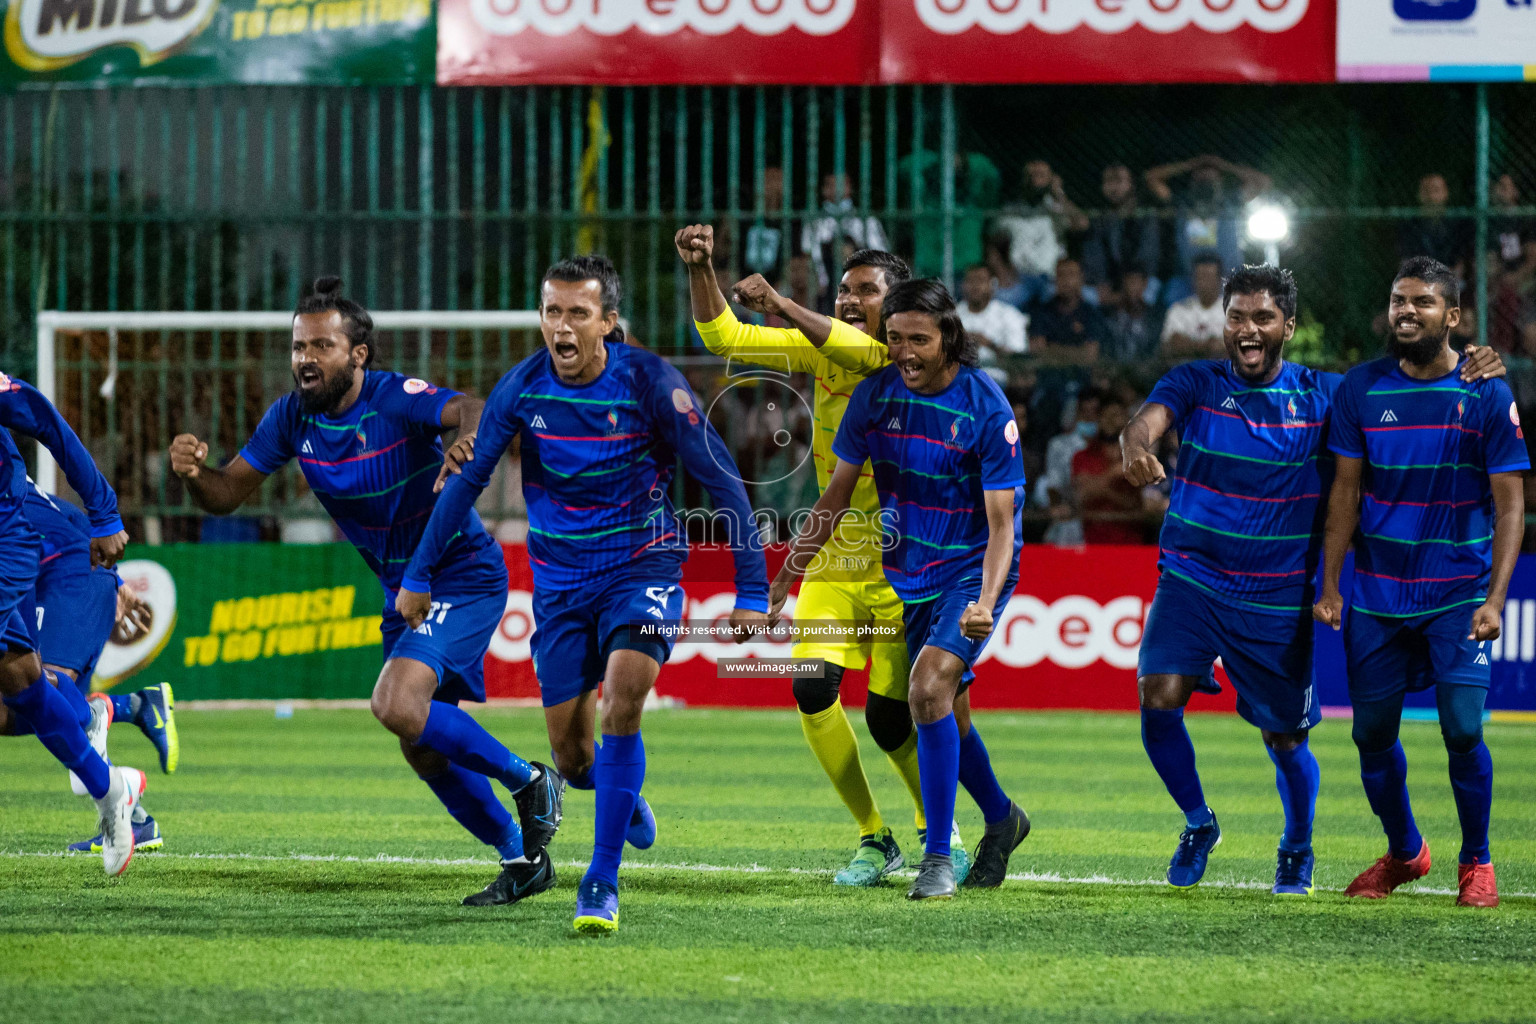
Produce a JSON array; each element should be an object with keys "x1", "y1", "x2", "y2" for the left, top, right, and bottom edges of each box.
[{"x1": 789, "y1": 578, "x2": 910, "y2": 702}]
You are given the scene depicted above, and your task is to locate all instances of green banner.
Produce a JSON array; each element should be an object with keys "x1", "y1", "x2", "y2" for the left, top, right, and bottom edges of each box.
[
  {"x1": 99, "y1": 544, "x2": 392, "y2": 700},
  {"x1": 1, "y1": 0, "x2": 432, "y2": 86}
]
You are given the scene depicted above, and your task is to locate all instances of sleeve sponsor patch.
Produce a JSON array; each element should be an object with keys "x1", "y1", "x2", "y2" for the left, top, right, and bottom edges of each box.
[
  {"x1": 404, "y1": 378, "x2": 433, "y2": 395},
  {"x1": 1512, "y1": 401, "x2": 1521, "y2": 427},
  {"x1": 1004, "y1": 419, "x2": 1019, "y2": 445},
  {"x1": 671, "y1": 387, "x2": 696, "y2": 414}
]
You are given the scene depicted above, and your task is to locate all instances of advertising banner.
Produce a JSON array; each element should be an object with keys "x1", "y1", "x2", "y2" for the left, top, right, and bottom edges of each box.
[
  {"x1": 880, "y1": 0, "x2": 1336, "y2": 85},
  {"x1": 98, "y1": 544, "x2": 387, "y2": 700},
  {"x1": 482, "y1": 543, "x2": 1241, "y2": 714},
  {"x1": 437, "y1": 0, "x2": 879, "y2": 86},
  {"x1": 102, "y1": 541, "x2": 1536, "y2": 714},
  {"x1": 1, "y1": 0, "x2": 434, "y2": 86},
  {"x1": 1338, "y1": 0, "x2": 1536, "y2": 82},
  {"x1": 436, "y1": 0, "x2": 1335, "y2": 87}
]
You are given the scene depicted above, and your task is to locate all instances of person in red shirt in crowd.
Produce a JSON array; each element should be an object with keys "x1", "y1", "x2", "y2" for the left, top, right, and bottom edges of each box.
[{"x1": 1071, "y1": 397, "x2": 1145, "y2": 544}]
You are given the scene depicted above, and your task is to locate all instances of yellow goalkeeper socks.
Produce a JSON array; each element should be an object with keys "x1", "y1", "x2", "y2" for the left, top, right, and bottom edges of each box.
[
  {"x1": 886, "y1": 730, "x2": 928, "y2": 832},
  {"x1": 800, "y1": 701, "x2": 882, "y2": 837}
]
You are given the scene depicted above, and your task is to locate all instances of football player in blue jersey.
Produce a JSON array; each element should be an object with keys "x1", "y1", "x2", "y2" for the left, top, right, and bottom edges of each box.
[
  {"x1": 1315, "y1": 257, "x2": 1525, "y2": 908},
  {"x1": 1122, "y1": 264, "x2": 1503, "y2": 896},
  {"x1": 398, "y1": 255, "x2": 771, "y2": 935},
  {"x1": 0, "y1": 374, "x2": 142, "y2": 876},
  {"x1": 2, "y1": 483, "x2": 174, "y2": 853},
  {"x1": 770, "y1": 279, "x2": 1030, "y2": 901},
  {"x1": 170, "y1": 277, "x2": 563, "y2": 907}
]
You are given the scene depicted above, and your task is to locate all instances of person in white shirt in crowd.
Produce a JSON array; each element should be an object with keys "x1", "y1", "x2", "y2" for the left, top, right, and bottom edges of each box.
[
  {"x1": 1160, "y1": 252, "x2": 1227, "y2": 359},
  {"x1": 959, "y1": 264, "x2": 1029, "y2": 385},
  {"x1": 991, "y1": 159, "x2": 1088, "y2": 310}
]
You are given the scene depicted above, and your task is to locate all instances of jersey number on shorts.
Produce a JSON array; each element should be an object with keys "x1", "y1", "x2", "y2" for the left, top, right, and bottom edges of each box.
[{"x1": 415, "y1": 601, "x2": 454, "y2": 632}]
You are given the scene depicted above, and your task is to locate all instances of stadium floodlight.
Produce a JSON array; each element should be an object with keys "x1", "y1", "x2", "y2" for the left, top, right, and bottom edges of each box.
[
  {"x1": 34, "y1": 308, "x2": 542, "y2": 494},
  {"x1": 1246, "y1": 203, "x2": 1290, "y2": 245},
  {"x1": 1245, "y1": 197, "x2": 1294, "y2": 266}
]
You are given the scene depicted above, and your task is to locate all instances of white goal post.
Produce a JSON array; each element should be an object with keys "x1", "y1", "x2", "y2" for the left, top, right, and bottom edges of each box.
[{"x1": 34, "y1": 309, "x2": 543, "y2": 494}]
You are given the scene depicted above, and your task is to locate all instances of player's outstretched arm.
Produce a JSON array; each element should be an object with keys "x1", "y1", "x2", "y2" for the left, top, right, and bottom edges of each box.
[
  {"x1": 1313, "y1": 454, "x2": 1363, "y2": 630},
  {"x1": 677, "y1": 224, "x2": 729, "y2": 325},
  {"x1": 958, "y1": 488, "x2": 1016, "y2": 642},
  {"x1": 1122, "y1": 401, "x2": 1172, "y2": 487},
  {"x1": 770, "y1": 458, "x2": 860, "y2": 625},
  {"x1": 399, "y1": 375, "x2": 522, "y2": 625},
  {"x1": 169, "y1": 435, "x2": 267, "y2": 516},
  {"x1": 0, "y1": 379, "x2": 125, "y2": 553},
  {"x1": 1473, "y1": 472, "x2": 1525, "y2": 641},
  {"x1": 433, "y1": 396, "x2": 485, "y2": 493},
  {"x1": 732, "y1": 274, "x2": 837, "y2": 349}
]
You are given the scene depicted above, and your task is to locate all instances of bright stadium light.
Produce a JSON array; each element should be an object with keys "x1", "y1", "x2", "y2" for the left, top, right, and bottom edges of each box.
[
  {"x1": 1246, "y1": 202, "x2": 1290, "y2": 244},
  {"x1": 1245, "y1": 198, "x2": 1293, "y2": 266}
]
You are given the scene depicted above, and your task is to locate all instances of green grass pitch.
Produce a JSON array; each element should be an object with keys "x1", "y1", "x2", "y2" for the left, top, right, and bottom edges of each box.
[{"x1": 2, "y1": 706, "x2": 1534, "y2": 1024}]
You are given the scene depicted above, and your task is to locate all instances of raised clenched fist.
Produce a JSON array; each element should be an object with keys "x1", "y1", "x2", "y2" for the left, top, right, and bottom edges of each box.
[{"x1": 169, "y1": 433, "x2": 209, "y2": 480}]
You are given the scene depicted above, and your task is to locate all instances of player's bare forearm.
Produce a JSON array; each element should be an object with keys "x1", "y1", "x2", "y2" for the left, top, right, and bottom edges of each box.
[
  {"x1": 440, "y1": 395, "x2": 483, "y2": 437},
  {"x1": 1486, "y1": 472, "x2": 1525, "y2": 607},
  {"x1": 686, "y1": 261, "x2": 728, "y2": 325},
  {"x1": 1122, "y1": 403, "x2": 1171, "y2": 486},
  {"x1": 181, "y1": 467, "x2": 245, "y2": 516},
  {"x1": 1318, "y1": 456, "x2": 1363, "y2": 599},
  {"x1": 978, "y1": 490, "x2": 1016, "y2": 610}
]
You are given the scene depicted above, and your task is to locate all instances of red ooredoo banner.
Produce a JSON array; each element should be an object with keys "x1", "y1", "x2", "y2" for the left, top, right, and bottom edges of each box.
[
  {"x1": 437, "y1": 0, "x2": 1335, "y2": 86},
  {"x1": 481, "y1": 542, "x2": 1239, "y2": 714}
]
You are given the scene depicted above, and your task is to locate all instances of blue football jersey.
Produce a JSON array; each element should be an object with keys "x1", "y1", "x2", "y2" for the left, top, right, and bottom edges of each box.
[
  {"x1": 832, "y1": 364, "x2": 1026, "y2": 603},
  {"x1": 1147, "y1": 359, "x2": 1342, "y2": 611},
  {"x1": 240, "y1": 370, "x2": 504, "y2": 593},
  {"x1": 1329, "y1": 356, "x2": 1529, "y2": 617},
  {"x1": 404, "y1": 341, "x2": 769, "y2": 611}
]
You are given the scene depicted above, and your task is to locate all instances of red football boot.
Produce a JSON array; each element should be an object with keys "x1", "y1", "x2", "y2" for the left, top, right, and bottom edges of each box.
[
  {"x1": 1344, "y1": 839, "x2": 1431, "y2": 898},
  {"x1": 1456, "y1": 860, "x2": 1499, "y2": 908}
]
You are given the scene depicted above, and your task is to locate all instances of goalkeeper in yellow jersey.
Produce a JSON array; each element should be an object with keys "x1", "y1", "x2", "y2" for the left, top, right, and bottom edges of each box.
[{"x1": 675, "y1": 224, "x2": 969, "y2": 886}]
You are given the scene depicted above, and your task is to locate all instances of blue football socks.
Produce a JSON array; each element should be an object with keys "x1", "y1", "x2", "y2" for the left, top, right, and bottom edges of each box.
[
  {"x1": 586, "y1": 732, "x2": 645, "y2": 887},
  {"x1": 417, "y1": 701, "x2": 537, "y2": 794},
  {"x1": 1141, "y1": 706, "x2": 1210, "y2": 826},
  {"x1": 1268, "y1": 739, "x2": 1320, "y2": 851},
  {"x1": 957, "y1": 724, "x2": 1012, "y2": 825},
  {"x1": 1359, "y1": 741, "x2": 1422, "y2": 861},
  {"x1": 916, "y1": 714, "x2": 961, "y2": 857},
  {"x1": 3, "y1": 674, "x2": 110, "y2": 799},
  {"x1": 422, "y1": 763, "x2": 523, "y2": 860},
  {"x1": 1447, "y1": 741, "x2": 1493, "y2": 864}
]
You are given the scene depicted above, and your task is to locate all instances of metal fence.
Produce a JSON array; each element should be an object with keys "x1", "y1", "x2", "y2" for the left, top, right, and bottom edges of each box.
[{"x1": 4, "y1": 81, "x2": 1536, "y2": 532}]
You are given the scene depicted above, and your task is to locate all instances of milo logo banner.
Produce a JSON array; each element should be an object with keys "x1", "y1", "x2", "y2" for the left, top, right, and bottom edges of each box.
[
  {"x1": 1, "y1": 0, "x2": 433, "y2": 85},
  {"x1": 97, "y1": 544, "x2": 389, "y2": 700}
]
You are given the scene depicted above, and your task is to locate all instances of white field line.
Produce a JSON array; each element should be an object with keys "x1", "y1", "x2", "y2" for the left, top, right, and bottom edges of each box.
[{"x1": 1, "y1": 849, "x2": 1528, "y2": 900}]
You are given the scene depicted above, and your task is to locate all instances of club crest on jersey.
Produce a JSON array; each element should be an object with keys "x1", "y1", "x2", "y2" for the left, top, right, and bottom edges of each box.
[{"x1": 671, "y1": 388, "x2": 695, "y2": 415}]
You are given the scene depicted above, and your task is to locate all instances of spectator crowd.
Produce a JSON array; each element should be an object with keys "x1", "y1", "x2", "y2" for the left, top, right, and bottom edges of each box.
[{"x1": 688, "y1": 154, "x2": 1536, "y2": 546}]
